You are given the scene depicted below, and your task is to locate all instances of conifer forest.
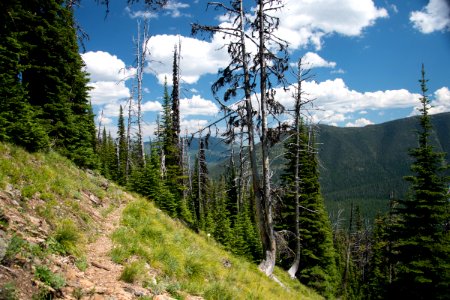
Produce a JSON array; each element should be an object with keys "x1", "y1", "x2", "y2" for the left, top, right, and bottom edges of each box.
[{"x1": 1, "y1": 0, "x2": 449, "y2": 299}]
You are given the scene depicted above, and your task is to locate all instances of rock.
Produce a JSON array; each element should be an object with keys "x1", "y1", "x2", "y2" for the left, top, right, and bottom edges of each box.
[
  {"x1": 222, "y1": 258, "x2": 232, "y2": 268},
  {"x1": 0, "y1": 235, "x2": 9, "y2": 262}
]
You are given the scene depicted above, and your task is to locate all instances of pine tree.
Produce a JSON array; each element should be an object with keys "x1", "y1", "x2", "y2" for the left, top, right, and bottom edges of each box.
[
  {"x1": 116, "y1": 105, "x2": 128, "y2": 185},
  {"x1": 280, "y1": 124, "x2": 339, "y2": 298},
  {"x1": 128, "y1": 149, "x2": 177, "y2": 216},
  {"x1": 366, "y1": 199, "x2": 398, "y2": 300},
  {"x1": 191, "y1": 138, "x2": 210, "y2": 230},
  {"x1": 1, "y1": 0, "x2": 97, "y2": 167},
  {"x1": 389, "y1": 65, "x2": 450, "y2": 299}
]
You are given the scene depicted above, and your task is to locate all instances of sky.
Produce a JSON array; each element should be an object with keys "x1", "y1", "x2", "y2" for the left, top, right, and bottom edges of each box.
[{"x1": 74, "y1": 0, "x2": 450, "y2": 138}]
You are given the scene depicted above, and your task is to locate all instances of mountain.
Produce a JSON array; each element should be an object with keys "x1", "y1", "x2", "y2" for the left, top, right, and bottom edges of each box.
[
  {"x1": 0, "y1": 142, "x2": 319, "y2": 299},
  {"x1": 208, "y1": 112, "x2": 450, "y2": 222},
  {"x1": 317, "y1": 112, "x2": 450, "y2": 221}
]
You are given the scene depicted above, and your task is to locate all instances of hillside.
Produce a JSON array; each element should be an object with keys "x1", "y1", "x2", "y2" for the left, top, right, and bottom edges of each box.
[
  {"x1": 0, "y1": 142, "x2": 321, "y2": 299},
  {"x1": 317, "y1": 112, "x2": 450, "y2": 221},
  {"x1": 207, "y1": 112, "x2": 450, "y2": 221}
]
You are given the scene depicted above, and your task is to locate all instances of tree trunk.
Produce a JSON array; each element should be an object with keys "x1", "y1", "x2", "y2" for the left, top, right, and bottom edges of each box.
[
  {"x1": 288, "y1": 58, "x2": 304, "y2": 278},
  {"x1": 257, "y1": 0, "x2": 276, "y2": 276}
]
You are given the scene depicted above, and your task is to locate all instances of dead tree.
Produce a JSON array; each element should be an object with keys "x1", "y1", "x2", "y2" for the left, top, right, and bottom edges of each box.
[
  {"x1": 192, "y1": 0, "x2": 288, "y2": 277},
  {"x1": 287, "y1": 57, "x2": 314, "y2": 278},
  {"x1": 134, "y1": 18, "x2": 150, "y2": 166}
]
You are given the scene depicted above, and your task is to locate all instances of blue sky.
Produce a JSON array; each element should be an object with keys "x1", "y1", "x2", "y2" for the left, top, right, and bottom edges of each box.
[{"x1": 74, "y1": 0, "x2": 450, "y2": 137}]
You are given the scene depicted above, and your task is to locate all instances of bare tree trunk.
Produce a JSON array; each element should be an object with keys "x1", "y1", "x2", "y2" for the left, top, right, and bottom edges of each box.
[
  {"x1": 288, "y1": 58, "x2": 305, "y2": 278},
  {"x1": 126, "y1": 90, "x2": 134, "y2": 178},
  {"x1": 257, "y1": 0, "x2": 276, "y2": 276},
  {"x1": 135, "y1": 19, "x2": 149, "y2": 166}
]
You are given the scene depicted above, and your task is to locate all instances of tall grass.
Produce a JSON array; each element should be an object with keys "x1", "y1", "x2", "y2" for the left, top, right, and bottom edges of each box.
[{"x1": 112, "y1": 198, "x2": 322, "y2": 299}]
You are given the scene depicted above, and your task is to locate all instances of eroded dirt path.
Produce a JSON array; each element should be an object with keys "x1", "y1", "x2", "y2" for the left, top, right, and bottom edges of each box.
[{"x1": 59, "y1": 203, "x2": 150, "y2": 300}]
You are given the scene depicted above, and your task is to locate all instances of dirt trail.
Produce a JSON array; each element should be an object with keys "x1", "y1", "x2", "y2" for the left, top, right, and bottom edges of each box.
[{"x1": 59, "y1": 204, "x2": 150, "y2": 300}]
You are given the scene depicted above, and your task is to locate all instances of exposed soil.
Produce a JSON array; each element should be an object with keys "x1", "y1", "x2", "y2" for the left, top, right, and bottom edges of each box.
[
  {"x1": 0, "y1": 186, "x2": 173, "y2": 300},
  {"x1": 57, "y1": 203, "x2": 154, "y2": 300}
]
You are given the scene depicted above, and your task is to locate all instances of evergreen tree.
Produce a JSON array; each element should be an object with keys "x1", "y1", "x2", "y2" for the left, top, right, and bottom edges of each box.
[
  {"x1": 116, "y1": 105, "x2": 128, "y2": 185},
  {"x1": 366, "y1": 200, "x2": 398, "y2": 300},
  {"x1": 389, "y1": 65, "x2": 450, "y2": 299},
  {"x1": 208, "y1": 180, "x2": 233, "y2": 248},
  {"x1": 191, "y1": 138, "x2": 210, "y2": 230},
  {"x1": 128, "y1": 149, "x2": 177, "y2": 216},
  {"x1": 0, "y1": 0, "x2": 97, "y2": 167},
  {"x1": 279, "y1": 124, "x2": 339, "y2": 298}
]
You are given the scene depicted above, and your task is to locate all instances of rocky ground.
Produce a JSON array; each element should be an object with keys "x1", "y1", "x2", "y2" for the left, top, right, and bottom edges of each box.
[{"x1": 0, "y1": 183, "x2": 202, "y2": 300}]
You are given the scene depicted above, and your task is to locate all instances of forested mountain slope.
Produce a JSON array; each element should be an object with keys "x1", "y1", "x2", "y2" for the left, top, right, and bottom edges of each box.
[
  {"x1": 0, "y1": 142, "x2": 320, "y2": 299},
  {"x1": 317, "y1": 112, "x2": 450, "y2": 220},
  {"x1": 208, "y1": 112, "x2": 450, "y2": 221}
]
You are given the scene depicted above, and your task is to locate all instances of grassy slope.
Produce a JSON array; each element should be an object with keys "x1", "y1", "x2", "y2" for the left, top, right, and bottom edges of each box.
[{"x1": 0, "y1": 142, "x2": 321, "y2": 299}]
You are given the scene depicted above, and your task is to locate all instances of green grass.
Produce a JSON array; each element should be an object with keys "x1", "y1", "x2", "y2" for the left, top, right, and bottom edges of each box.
[
  {"x1": 34, "y1": 265, "x2": 65, "y2": 290},
  {"x1": 0, "y1": 142, "x2": 321, "y2": 300},
  {"x1": 113, "y1": 198, "x2": 322, "y2": 299}
]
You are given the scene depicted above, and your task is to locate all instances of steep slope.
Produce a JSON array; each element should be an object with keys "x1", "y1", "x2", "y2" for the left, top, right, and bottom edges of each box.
[
  {"x1": 0, "y1": 142, "x2": 321, "y2": 299},
  {"x1": 207, "y1": 112, "x2": 450, "y2": 221},
  {"x1": 317, "y1": 112, "x2": 450, "y2": 220}
]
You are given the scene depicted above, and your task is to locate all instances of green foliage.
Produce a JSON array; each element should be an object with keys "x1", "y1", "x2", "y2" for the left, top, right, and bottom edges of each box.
[
  {"x1": 34, "y1": 265, "x2": 65, "y2": 290},
  {"x1": 128, "y1": 151, "x2": 178, "y2": 217},
  {"x1": 48, "y1": 218, "x2": 82, "y2": 256},
  {"x1": 386, "y1": 66, "x2": 450, "y2": 299},
  {"x1": 111, "y1": 198, "x2": 321, "y2": 299},
  {"x1": 116, "y1": 105, "x2": 128, "y2": 185},
  {"x1": 120, "y1": 260, "x2": 146, "y2": 283},
  {"x1": 3, "y1": 235, "x2": 28, "y2": 265},
  {"x1": 0, "y1": 0, "x2": 97, "y2": 167},
  {"x1": 0, "y1": 282, "x2": 19, "y2": 300},
  {"x1": 278, "y1": 124, "x2": 339, "y2": 298}
]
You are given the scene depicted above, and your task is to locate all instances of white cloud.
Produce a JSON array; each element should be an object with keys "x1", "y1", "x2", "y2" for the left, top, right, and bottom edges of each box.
[
  {"x1": 180, "y1": 95, "x2": 219, "y2": 117},
  {"x1": 430, "y1": 87, "x2": 450, "y2": 113},
  {"x1": 125, "y1": 7, "x2": 158, "y2": 19},
  {"x1": 143, "y1": 1, "x2": 387, "y2": 85},
  {"x1": 331, "y1": 68, "x2": 346, "y2": 74},
  {"x1": 275, "y1": 78, "x2": 422, "y2": 124},
  {"x1": 345, "y1": 118, "x2": 374, "y2": 127},
  {"x1": 146, "y1": 34, "x2": 229, "y2": 84},
  {"x1": 101, "y1": 100, "x2": 128, "y2": 118},
  {"x1": 410, "y1": 0, "x2": 450, "y2": 33},
  {"x1": 302, "y1": 52, "x2": 336, "y2": 68},
  {"x1": 87, "y1": 81, "x2": 130, "y2": 105},
  {"x1": 81, "y1": 51, "x2": 135, "y2": 82},
  {"x1": 164, "y1": 0, "x2": 190, "y2": 18},
  {"x1": 275, "y1": 0, "x2": 388, "y2": 50},
  {"x1": 181, "y1": 119, "x2": 209, "y2": 133},
  {"x1": 142, "y1": 101, "x2": 163, "y2": 112}
]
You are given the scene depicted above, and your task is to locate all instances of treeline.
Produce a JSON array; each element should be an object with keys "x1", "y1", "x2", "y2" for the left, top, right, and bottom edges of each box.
[{"x1": 0, "y1": 0, "x2": 97, "y2": 168}]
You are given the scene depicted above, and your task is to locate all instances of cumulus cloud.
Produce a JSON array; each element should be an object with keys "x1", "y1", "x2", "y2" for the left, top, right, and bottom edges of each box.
[
  {"x1": 275, "y1": 78, "x2": 422, "y2": 124},
  {"x1": 87, "y1": 81, "x2": 130, "y2": 105},
  {"x1": 146, "y1": 34, "x2": 229, "y2": 84},
  {"x1": 180, "y1": 95, "x2": 219, "y2": 117},
  {"x1": 81, "y1": 51, "x2": 135, "y2": 82},
  {"x1": 430, "y1": 87, "x2": 450, "y2": 113},
  {"x1": 410, "y1": 0, "x2": 450, "y2": 33},
  {"x1": 345, "y1": 118, "x2": 374, "y2": 127},
  {"x1": 301, "y1": 52, "x2": 336, "y2": 68},
  {"x1": 142, "y1": 101, "x2": 163, "y2": 112},
  {"x1": 143, "y1": 1, "x2": 387, "y2": 85},
  {"x1": 275, "y1": 0, "x2": 388, "y2": 49},
  {"x1": 180, "y1": 119, "x2": 209, "y2": 133}
]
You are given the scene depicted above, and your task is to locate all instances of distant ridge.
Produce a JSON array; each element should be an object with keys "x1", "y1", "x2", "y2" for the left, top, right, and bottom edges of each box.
[
  {"x1": 316, "y1": 112, "x2": 450, "y2": 220},
  {"x1": 206, "y1": 112, "x2": 449, "y2": 221}
]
